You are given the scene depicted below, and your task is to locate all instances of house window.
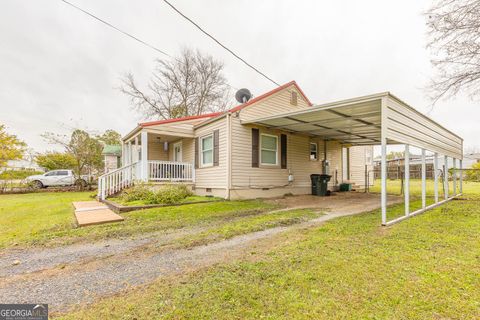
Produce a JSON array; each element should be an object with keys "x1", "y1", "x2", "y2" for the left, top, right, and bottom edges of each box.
[
  {"x1": 310, "y1": 142, "x2": 318, "y2": 160},
  {"x1": 201, "y1": 134, "x2": 213, "y2": 167},
  {"x1": 260, "y1": 134, "x2": 278, "y2": 165}
]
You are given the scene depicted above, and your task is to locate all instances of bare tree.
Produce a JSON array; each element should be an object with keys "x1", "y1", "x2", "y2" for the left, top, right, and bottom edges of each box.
[
  {"x1": 42, "y1": 129, "x2": 103, "y2": 178},
  {"x1": 120, "y1": 48, "x2": 231, "y2": 119},
  {"x1": 426, "y1": 0, "x2": 480, "y2": 102}
]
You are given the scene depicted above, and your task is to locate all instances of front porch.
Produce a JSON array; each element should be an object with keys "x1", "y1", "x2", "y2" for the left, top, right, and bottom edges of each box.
[
  {"x1": 98, "y1": 130, "x2": 195, "y2": 200},
  {"x1": 124, "y1": 130, "x2": 195, "y2": 183}
]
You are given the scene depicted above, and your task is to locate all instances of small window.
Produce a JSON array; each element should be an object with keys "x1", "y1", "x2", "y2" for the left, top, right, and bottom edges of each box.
[
  {"x1": 201, "y1": 134, "x2": 213, "y2": 167},
  {"x1": 310, "y1": 142, "x2": 318, "y2": 160},
  {"x1": 290, "y1": 91, "x2": 298, "y2": 106},
  {"x1": 260, "y1": 134, "x2": 278, "y2": 165},
  {"x1": 57, "y1": 171, "x2": 68, "y2": 176},
  {"x1": 45, "y1": 171, "x2": 58, "y2": 176}
]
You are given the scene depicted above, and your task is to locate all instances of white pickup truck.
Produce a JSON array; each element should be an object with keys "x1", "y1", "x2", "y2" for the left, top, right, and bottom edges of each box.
[{"x1": 26, "y1": 170, "x2": 88, "y2": 188}]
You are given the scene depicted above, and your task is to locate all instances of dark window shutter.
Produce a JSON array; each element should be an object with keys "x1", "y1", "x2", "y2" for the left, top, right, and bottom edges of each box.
[
  {"x1": 281, "y1": 134, "x2": 287, "y2": 169},
  {"x1": 213, "y1": 129, "x2": 220, "y2": 166},
  {"x1": 252, "y1": 128, "x2": 259, "y2": 168},
  {"x1": 195, "y1": 137, "x2": 199, "y2": 169}
]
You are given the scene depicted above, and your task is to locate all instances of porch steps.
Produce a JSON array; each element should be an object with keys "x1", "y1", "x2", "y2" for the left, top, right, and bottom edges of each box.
[{"x1": 72, "y1": 201, "x2": 124, "y2": 227}]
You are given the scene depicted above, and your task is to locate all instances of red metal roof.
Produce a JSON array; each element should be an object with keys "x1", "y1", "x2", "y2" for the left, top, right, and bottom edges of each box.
[{"x1": 139, "y1": 112, "x2": 224, "y2": 127}]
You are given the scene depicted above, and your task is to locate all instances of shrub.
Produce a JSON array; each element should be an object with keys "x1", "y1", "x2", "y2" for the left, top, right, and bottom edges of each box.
[
  {"x1": 150, "y1": 184, "x2": 193, "y2": 204},
  {"x1": 119, "y1": 183, "x2": 193, "y2": 205},
  {"x1": 119, "y1": 183, "x2": 154, "y2": 202},
  {"x1": 465, "y1": 162, "x2": 480, "y2": 181}
]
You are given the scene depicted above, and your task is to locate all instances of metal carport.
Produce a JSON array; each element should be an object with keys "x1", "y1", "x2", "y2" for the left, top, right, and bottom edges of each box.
[{"x1": 243, "y1": 92, "x2": 463, "y2": 226}]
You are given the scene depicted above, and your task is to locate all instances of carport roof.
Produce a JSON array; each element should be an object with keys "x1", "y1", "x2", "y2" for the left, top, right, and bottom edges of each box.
[
  {"x1": 242, "y1": 91, "x2": 463, "y2": 158},
  {"x1": 242, "y1": 92, "x2": 386, "y2": 145}
]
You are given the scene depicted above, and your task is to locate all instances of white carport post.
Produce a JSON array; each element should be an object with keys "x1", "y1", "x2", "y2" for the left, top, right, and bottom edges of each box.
[
  {"x1": 421, "y1": 149, "x2": 426, "y2": 209},
  {"x1": 404, "y1": 144, "x2": 410, "y2": 216},
  {"x1": 444, "y1": 156, "x2": 449, "y2": 199},
  {"x1": 452, "y1": 158, "x2": 457, "y2": 196},
  {"x1": 434, "y1": 153, "x2": 439, "y2": 203},
  {"x1": 141, "y1": 130, "x2": 148, "y2": 182},
  {"x1": 459, "y1": 159, "x2": 463, "y2": 194},
  {"x1": 380, "y1": 98, "x2": 387, "y2": 225}
]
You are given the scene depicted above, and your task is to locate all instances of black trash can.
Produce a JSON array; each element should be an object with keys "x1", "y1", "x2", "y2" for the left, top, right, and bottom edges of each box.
[{"x1": 310, "y1": 174, "x2": 331, "y2": 196}]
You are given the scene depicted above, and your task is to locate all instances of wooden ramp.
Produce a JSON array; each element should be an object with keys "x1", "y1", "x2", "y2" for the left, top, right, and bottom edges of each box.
[{"x1": 73, "y1": 201, "x2": 124, "y2": 227}]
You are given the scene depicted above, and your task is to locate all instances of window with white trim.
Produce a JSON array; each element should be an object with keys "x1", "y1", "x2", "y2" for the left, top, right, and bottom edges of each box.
[
  {"x1": 260, "y1": 134, "x2": 278, "y2": 165},
  {"x1": 310, "y1": 142, "x2": 318, "y2": 160},
  {"x1": 201, "y1": 134, "x2": 213, "y2": 167}
]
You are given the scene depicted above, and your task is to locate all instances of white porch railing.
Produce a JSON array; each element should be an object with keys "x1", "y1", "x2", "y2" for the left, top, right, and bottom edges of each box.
[
  {"x1": 148, "y1": 160, "x2": 195, "y2": 182},
  {"x1": 98, "y1": 162, "x2": 138, "y2": 200}
]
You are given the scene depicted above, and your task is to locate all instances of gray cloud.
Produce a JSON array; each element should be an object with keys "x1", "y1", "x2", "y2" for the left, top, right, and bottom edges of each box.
[{"x1": 0, "y1": 0, "x2": 477, "y2": 152}]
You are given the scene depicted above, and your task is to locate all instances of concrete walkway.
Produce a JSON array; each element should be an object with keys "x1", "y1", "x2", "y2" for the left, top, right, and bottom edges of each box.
[{"x1": 73, "y1": 201, "x2": 124, "y2": 227}]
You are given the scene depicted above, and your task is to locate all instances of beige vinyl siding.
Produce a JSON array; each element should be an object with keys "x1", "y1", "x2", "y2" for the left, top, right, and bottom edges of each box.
[
  {"x1": 385, "y1": 97, "x2": 463, "y2": 159},
  {"x1": 230, "y1": 116, "x2": 343, "y2": 190},
  {"x1": 239, "y1": 85, "x2": 310, "y2": 122},
  {"x1": 194, "y1": 118, "x2": 227, "y2": 188},
  {"x1": 168, "y1": 138, "x2": 194, "y2": 163},
  {"x1": 147, "y1": 133, "x2": 169, "y2": 161}
]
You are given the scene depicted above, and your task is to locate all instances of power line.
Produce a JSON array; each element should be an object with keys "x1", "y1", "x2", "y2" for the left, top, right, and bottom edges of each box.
[
  {"x1": 61, "y1": 0, "x2": 172, "y2": 58},
  {"x1": 162, "y1": 0, "x2": 281, "y2": 87},
  {"x1": 59, "y1": 0, "x2": 239, "y2": 91}
]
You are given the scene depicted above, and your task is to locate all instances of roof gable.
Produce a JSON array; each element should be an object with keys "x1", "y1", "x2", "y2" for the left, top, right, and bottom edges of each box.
[{"x1": 229, "y1": 81, "x2": 312, "y2": 113}]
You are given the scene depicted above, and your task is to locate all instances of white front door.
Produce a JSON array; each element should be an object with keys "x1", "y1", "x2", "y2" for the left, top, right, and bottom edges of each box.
[{"x1": 174, "y1": 142, "x2": 182, "y2": 162}]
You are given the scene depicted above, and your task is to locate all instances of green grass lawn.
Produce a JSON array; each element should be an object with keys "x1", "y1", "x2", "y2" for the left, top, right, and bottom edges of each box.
[
  {"x1": 369, "y1": 178, "x2": 475, "y2": 197},
  {"x1": 59, "y1": 186, "x2": 480, "y2": 320},
  {"x1": 0, "y1": 192, "x2": 323, "y2": 249}
]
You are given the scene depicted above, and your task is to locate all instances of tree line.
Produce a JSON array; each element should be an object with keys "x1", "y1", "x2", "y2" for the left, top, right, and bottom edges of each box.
[{"x1": 0, "y1": 124, "x2": 122, "y2": 179}]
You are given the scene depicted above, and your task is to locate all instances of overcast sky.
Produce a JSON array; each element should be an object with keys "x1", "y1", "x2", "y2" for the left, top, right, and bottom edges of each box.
[{"x1": 0, "y1": 0, "x2": 477, "y2": 153}]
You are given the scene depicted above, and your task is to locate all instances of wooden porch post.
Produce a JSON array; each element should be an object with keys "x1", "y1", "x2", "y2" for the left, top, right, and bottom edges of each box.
[
  {"x1": 127, "y1": 141, "x2": 132, "y2": 165},
  {"x1": 134, "y1": 136, "x2": 139, "y2": 163},
  {"x1": 141, "y1": 131, "x2": 148, "y2": 181}
]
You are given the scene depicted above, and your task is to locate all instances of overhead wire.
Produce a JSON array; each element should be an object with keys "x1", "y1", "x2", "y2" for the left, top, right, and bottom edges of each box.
[
  {"x1": 162, "y1": 0, "x2": 281, "y2": 87},
  {"x1": 59, "y1": 0, "x2": 240, "y2": 91}
]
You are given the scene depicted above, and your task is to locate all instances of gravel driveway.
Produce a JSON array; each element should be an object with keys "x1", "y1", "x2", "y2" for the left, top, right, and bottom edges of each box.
[{"x1": 0, "y1": 193, "x2": 401, "y2": 313}]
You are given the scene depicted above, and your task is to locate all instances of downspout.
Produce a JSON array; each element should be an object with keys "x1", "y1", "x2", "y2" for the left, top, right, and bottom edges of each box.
[
  {"x1": 323, "y1": 139, "x2": 327, "y2": 174},
  {"x1": 225, "y1": 112, "x2": 232, "y2": 200}
]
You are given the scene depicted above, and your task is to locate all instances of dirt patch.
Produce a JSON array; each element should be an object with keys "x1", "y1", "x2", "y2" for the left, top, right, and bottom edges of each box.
[{"x1": 267, "y1": 192, "x2": 401, "y2": 214}]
